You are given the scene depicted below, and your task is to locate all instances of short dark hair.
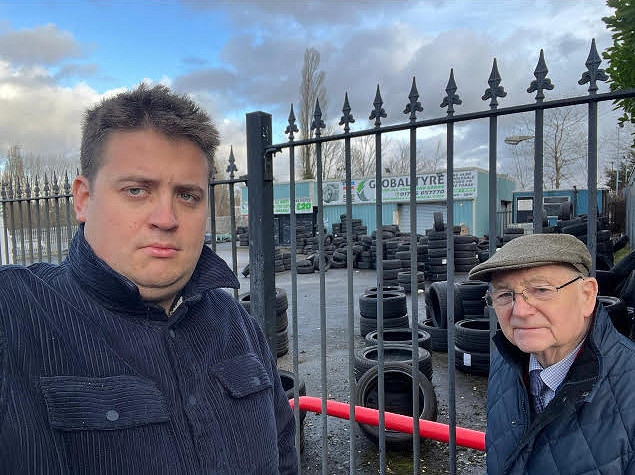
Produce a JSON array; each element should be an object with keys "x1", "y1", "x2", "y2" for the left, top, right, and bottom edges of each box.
[{"x1": 80, "y1": 83, "x2": 219, "y2": 181}]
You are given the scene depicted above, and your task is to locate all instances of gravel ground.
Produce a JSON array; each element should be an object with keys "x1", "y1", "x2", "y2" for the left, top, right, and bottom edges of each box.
[{"x1": 214, "y1": 243, "x2": 488, "y2": 474}]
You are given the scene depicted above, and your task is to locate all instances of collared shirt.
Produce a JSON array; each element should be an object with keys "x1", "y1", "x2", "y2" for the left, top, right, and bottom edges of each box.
[{"x1": 529, "y1": 339, "x2": 585, "y2": 408}]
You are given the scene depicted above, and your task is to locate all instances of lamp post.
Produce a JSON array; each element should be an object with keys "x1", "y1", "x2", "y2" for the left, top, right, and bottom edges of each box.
[{"x1": 504, "y1": 135, "x2": 534, "y2": 145}]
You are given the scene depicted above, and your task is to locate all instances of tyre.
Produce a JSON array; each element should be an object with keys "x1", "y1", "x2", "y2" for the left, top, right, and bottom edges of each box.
[
  {"x1": 365, "y1": 328, "x2": 432, "y2": 352},
  {"x1": 354, "y1": 343, "x2": 433, "y2": 381},
  {"x1": 366, "y1": 285, "x2": 405, "y2": 294},
  {"x1": 419, "y1": 318, "x2": 448, "y2": 352},
  {"x1": 454, "y1": 319, "x2": 492, "y2": 353},
  {"x1": 597, "y1": 295, "x2": 630, "y2": 338},
  {"x1": 355, "y1": 362, "x2": 437, "y2": 448},
  {"x1": 433, "y1": 212, "x2": 445, "y2": 231},
  {"x1": 359, "y1": 314, "x2": 410, "y2": 337},
  {"x1": 276, "y1": 328, "x2": 289, "y2": 357},
  {"x1": 359, "y1": 291, "x2": 407, "y2": 319},
  {"x1": 278, "y1": 370, "x2": 307, "y2": 453},
  {"x1": 455, "y1": 345, "x2": 489, "y2": 376},
  {"x1": 429, "y1": 281, "x2": 464, "y2": 329}
]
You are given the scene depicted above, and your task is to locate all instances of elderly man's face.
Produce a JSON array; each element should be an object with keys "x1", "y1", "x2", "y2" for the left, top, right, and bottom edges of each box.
[{"x1": 490, "y1": 264, "x2": 598, "y2": 367}]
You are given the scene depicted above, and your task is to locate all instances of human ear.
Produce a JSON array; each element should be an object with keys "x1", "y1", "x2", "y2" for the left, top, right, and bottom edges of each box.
[
  {"x1": 73, "y1": 175, "x2": 91, "y2": 223},
  {"x1": 582, "y1": 277, "x2": 599, "y2": 317}
]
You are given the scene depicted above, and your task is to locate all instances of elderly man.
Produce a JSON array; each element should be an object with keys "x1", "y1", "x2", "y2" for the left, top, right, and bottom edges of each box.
[{"x1": 469, "y1": 233, "x2": 634, "y2": 474}]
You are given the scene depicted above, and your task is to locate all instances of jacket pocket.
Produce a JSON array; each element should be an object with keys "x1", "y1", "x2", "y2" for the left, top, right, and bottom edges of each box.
[
  {"x1": 40, "y1": 375, "x2": 170, "y2": 430},
  {"x1": 198, "y1": 354, "x2": 279, "y2": 473},
  {"x1": 39, "y1": 375, "x2": 179, "y2": 474},
  {"x1": 212, "y1": 353, "x2": 273, "y2": 398}
]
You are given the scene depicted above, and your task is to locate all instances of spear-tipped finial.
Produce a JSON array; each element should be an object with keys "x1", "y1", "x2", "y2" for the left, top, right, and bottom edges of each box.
[
  {"x1": 578, "y1": 38, "x2": 608, "y2": 95},
  {"x1": 339, "y1": 92, "x2": 355, "y2": 133},
  {"x1": 482, "y1": 58, "x2": 507, "y2": 109},
  {"x1": 369, "y1": 84, "x2": 387, "y2": 127},
  {"x1": 441, "y1": 68, "x2": 462, "y2": 116},
  {"x1": 403, "y1": 77, "x2": 423, "y2": 122}
]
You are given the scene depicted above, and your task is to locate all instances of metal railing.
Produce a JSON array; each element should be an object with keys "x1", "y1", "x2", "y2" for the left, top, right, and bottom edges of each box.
[{"x1": 242, "y1": 39, "x2": 635, "y2": 475}]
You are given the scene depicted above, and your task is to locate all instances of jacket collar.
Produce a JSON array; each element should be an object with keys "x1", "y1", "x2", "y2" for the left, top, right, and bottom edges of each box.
[
  {"x1": 67, "y1": 225, "x2": 240, "y2": 318},
  {"x1": 494, "y1": 302, "x2": 615, "y2": 402}
]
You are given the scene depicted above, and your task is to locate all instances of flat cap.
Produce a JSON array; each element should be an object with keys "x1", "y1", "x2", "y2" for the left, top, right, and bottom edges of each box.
[{"x1": 468, "y1": 233, "x2": 591, "y2": 281}]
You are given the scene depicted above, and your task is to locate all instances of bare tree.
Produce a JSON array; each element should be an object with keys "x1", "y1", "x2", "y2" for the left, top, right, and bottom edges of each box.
[
  {"x1": 298, "y1": 47, "x2": 326, "y2": 180},
  {"x1": 386, "y1": 139, "x2": 444, "y2": 176},
  {"x1": 505, "y1": 105, "x2": 588, "y2": 189}
]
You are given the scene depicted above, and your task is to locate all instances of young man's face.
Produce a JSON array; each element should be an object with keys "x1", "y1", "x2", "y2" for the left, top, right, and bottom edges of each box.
[
  {"x1": 490, "y1": 264, "x2": 598, "y2": 367},
  {"x1": 73, "y1": 128, "x2": 209, "y2": 312}
]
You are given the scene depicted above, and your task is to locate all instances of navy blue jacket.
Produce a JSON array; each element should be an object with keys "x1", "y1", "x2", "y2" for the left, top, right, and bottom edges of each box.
[
  {"x1": 486, "y1": 303, "x2": 635, "y2": 474},
  {"x1": 0, "y1": 228, "x2": 297, "y2": 474}
]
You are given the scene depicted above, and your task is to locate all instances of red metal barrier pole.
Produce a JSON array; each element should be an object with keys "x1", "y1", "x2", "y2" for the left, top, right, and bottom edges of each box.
[{"x1": 290, "y1": 396, "x2": 485, "y2": 451}]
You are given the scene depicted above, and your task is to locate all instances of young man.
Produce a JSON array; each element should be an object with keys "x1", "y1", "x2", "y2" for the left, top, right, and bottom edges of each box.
[
  {"x1": 0, "y1": 84, "x2": 297, "y2": 474},
  {"x1": 469, "y1": 233, "x2": 634, "y2": 474}
]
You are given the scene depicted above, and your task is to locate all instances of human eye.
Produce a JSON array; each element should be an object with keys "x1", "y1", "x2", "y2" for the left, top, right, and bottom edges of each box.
[
  {"x1": 493, "y1": 290, "x2": 513, "y2": 305},
  {"x1": 527, "y1": 286, "x2": 556, "y2": 300},
  {"x1": 178, "y1": 191, "x2": 201, "y2": 204},
  {"x1": 125, "y1": 187, "x2": 147, "y2": 197}
]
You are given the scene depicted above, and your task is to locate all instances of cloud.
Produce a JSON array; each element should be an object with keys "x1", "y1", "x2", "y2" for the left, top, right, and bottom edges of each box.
[{"x1": 0, "y1": 23, "x2": 84, "y2": 66}]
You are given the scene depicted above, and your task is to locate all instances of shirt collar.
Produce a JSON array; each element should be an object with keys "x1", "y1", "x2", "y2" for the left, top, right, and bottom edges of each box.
[{"x1": 529, "y1": 339, "x2": 585, "y2": 392}]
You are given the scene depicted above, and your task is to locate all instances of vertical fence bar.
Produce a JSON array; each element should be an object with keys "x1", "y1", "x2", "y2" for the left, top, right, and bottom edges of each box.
[
  {"x1": 284, "y1": 106, "x2": 302, "y2": 466},
  {"x1": 533, "y1": 110, "x2": 544, "y2": 234},
  {"x1": 209, "y1": 171, "x2": 217, "y2": 253},
  {"x1": 441, "y1": 69, "x2": 462, "y2": 474},
  {"x1": 446, "y1": 121, "x2": 458, "y2": 475},
  {"x1": 587, "y1": 100, "x2": 598, "y2": 274},
  {"x1": 34, "y1": 178, "x2": 43, "y2": 263},
  {"x1": 44, "y1": 176, "x2": 52, "y2": 263},
  {"x1": 405, "y1": 78, "x2": 422, "y2": 470},
  {"x1": 338, "y1": 93, "x2": 358, "y2": 475},
  {"x1": 16, "y1": 181, "x2": 26, "y2": 265},
  {"x1": 227, "y1": 148, "x2": 239, "y2": 298},
  {"x1": 372, "y1": 89, "x2": 387, "y2": 472},
  {"x1": 246, "y1": 111, "x2": 276, "y2": 354},
  {"x1": 310, "y1": 100, "x2": 330, "y2": 475},
  {"x1": 25, "y1": 179, "x2": 34, "y2": 265}
]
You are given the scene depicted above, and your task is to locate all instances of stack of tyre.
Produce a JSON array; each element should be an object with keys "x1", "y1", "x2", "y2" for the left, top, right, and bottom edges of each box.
[
  {"x1": 354, "y1": 304, "x2": 437, "y2": 447},
  {"x1": 358, "y1": 287, "x2": 410, "y2": 336},
  {"x1": 380, "y1": 259, "x2": 403, "y2": 287},
  {"x1": 274, "y1": 249, "x2": 286, "y2": 274},
  {"x1": 500, "y1": 226, "x2": 525, "y2": 244},
  {"x1": 239, "y1": 287, "x2": 290, "y2": 357},
  {"x1": 596, "y1": 248, "x2": 635, "y2": 340},
  {"x1": 420, "y1": 280, "x2": 492, "y2": 376},
  {"x1": 426, "y1": 230, "x2": 448, "y2": 282},
  {"x1": 294, "y1": 225, "x2": 310, "y2": 254},
  {"x1": 236, "y1": 226, "x2": 249, "y2": 247},
  {"x1": 453, "y1": 281, "x2": 491, "y2": 376},
  {"x1": 554, "y1": 215, "x2": 613, "y2": 270},
  {"x1": 453, "y1": 235, "x2": 480, "y2": 273}
]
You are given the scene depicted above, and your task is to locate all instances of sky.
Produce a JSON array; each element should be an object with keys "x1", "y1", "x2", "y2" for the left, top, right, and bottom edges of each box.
[{"x1": 0, "y1": 0, "x2": 626, "y2": 184}]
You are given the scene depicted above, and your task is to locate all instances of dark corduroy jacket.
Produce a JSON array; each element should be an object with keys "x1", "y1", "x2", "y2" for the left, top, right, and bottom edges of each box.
[
  {"x1": 0, "y1": 228, "x2": 297, "y2": 474},
  {"x1": 486, "y1": 303, "x2": 635, "y2": 474}
]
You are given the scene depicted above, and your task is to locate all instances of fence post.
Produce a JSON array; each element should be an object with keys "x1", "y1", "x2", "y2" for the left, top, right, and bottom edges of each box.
[{"x1": 246, "y1": 111, "x2": 276, "y2": 354}]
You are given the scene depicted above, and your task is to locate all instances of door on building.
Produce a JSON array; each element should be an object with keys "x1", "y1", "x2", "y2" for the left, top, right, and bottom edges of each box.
[{"x1": 398, "y1": 203, "x2": 447, "y2": 233}]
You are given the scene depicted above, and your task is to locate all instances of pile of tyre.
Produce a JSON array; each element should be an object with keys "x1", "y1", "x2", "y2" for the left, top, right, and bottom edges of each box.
[
  {"x1": 354, "y1": 287, "x2": 438, "y2": 447},
  {"x1": 358, "y1": 287, "x2": 410, "y2": 336},
  {"x1": 238, "y1": 287, "x2": 290, "y2": 357},
  {"x1": 596, "y1": 248, "x2": 635, "y2": 340},
  {"x1": 236, "y1": 225, "x2": 249, "y2": 247},
  {"x1": 420, "y1": 280, "x2": 492, "y2": 376}
]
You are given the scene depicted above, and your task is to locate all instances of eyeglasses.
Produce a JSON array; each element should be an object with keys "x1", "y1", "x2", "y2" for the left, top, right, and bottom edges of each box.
[{"x1": 484, "y1": 276, "x2": 583, "y2": 309}]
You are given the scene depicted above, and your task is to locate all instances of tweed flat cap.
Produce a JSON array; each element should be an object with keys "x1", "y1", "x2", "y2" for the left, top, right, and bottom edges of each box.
[{"x1": 468, "y1": 233, "x2": 591, "y2": 281}]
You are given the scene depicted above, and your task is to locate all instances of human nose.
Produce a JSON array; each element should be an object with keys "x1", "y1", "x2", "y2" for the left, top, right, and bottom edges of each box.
[
  {"x1": 510, "y1": 289, "x2": 533, "y2": 314},
  {"x1": 149, "y1": 195, "x2": 178, "y2": 230}
]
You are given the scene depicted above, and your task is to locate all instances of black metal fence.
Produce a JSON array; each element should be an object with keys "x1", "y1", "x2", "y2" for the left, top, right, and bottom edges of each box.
[{"x1": 240, "y1": 39, "x2": 635, "y2": 475}]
